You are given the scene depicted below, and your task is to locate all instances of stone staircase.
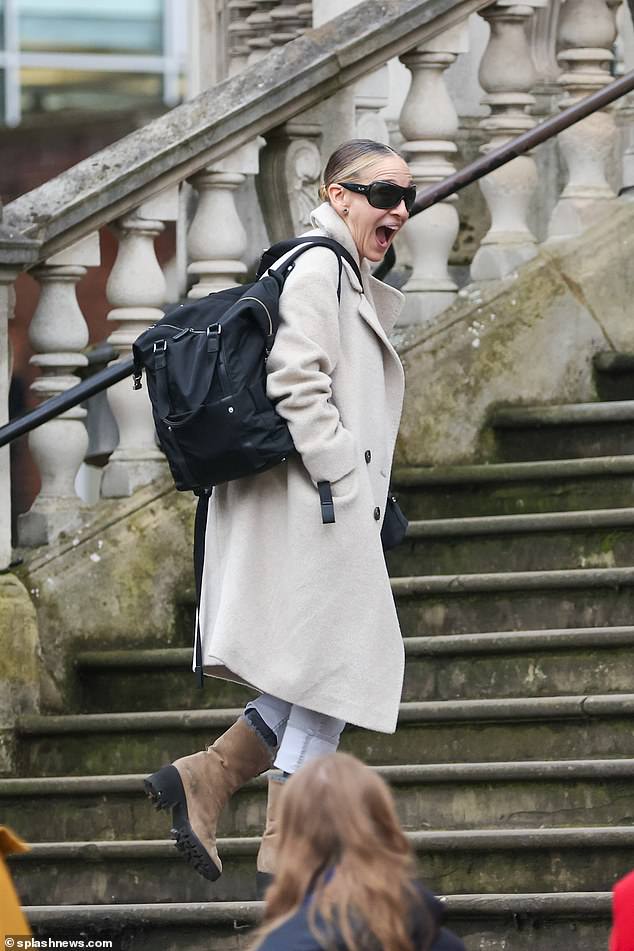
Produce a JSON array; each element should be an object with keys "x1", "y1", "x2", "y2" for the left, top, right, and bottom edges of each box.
[{"x1": 5, "y1": 356, "x2": 634, "y2": 948}]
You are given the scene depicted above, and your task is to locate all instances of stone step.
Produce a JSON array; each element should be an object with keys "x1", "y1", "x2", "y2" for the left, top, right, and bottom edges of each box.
[
  {"x1": 75, "y1": 627, "x2": 634, "y2": 712},
  {"x1": 15, "y1": 695, "x2": 634, "y2": 774},
  {"x1": 405, "y1": 627, "x2": 634, "y2": 699},
  {"x1": 393, "y1": 566, "x2": 634, "y2": 633},
  {"x1": 75, "y1": 648, "x2": 258, "y2": 712},
  {"x1": 491, "y1": 400, "x2": 634, "y2": 462},
  {"x1": 392, "y1": 456, "x2": 634, "y2": 519},
  {"x1": 388, "y1": 507, "x2": 634, "y2": 575},
  {"x1": 594, "y1": 351, "x2": 634, "y2": 401},
  {"x1": 24, "y1": 893, "x2": 612, "y2": 951},
  {"x1": 3, "y1": 759, "x2": 634, "y2": 842},
  {"x1": 9, "y1": 828, "x2": 634, "y2": 905}
]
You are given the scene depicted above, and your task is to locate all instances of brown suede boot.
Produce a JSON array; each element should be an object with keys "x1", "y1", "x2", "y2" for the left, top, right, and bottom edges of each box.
[
  {"x1": 144, "y1": 716, "x2": 274, "y2": 882},
  {"x1": 255, "y1": 772, "x2": 286, "y2": 897}
]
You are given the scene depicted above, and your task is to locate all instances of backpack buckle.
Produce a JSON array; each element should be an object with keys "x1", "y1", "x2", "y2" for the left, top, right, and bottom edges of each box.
[
  {"x1": 153, "y1": 339, "x2": 167, "y2": 371},
  {"x1": 207, "y1": 324, "x2": 220, "y2": 354}
]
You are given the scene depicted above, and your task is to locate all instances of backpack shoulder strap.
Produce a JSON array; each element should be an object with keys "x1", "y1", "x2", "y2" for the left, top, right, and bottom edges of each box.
[{"x1": 257, "y1": 237, "x2": 363, "y2": 299}]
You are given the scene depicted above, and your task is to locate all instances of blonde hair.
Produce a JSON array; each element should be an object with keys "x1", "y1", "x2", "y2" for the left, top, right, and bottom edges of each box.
[
  {"x1": 250, "y1": 753, "x2": 431, "y2": 951},
  {"x1": 319, "y1": 139, "x2": 406, "y2": 203}
]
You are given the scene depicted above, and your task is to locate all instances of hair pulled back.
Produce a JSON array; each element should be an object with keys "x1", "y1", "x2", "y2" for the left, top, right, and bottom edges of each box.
[
  {"x1": 319, "y1": 139, "x2": 406, "y2": 203},
  {"x1": 250, "y1": 752, "x2": 432, "y2": 951}
]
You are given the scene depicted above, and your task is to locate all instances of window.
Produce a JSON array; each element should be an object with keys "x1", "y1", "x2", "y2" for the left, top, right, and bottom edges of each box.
[{"x1": 0, "y1": 0, "x2": 187, "y2": 125}]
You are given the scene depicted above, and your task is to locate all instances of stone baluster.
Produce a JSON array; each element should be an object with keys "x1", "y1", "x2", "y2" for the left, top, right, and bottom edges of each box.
[
  {"x1": 228, "y1": 0, "x2": 258, "y2": 74},
  {"x1": 0, "y1": 273, "x2": 15, "y2": 567},
  {"x1": 101, "y1": 188, "x2": 178, "y2": 498},
  {"x1": 0, "y1": 204, "x2": 38, "y2": 561},
  {"x1": 187, "y1": 141, "x2": 261, "y2": 297},
  {"x1": 616, "y1": 0, "x2": 634, "y2": 193},
  {"x1": 269, "y1": 2, "x2": 304, "y2": 46},
  {"x1": 17, "y1": 234, "x2": 100, "y2": 546},
  {"x1": 355, "y1": 67, "x2": 390, "y2": 144},
  {"x1": 295, "y1": 2, "x2": 312, "y2": 33},
  {"x1": 547, "y1": 0, "x2": 621, "y2": 238},
  {"x1": 246, "y1": 0, "x2": 279, "y2": 63},
  {"x1": 398, "y1": 23, "x2": 469, "y2": 326},
  {"x1": 469, "y1": 0, "x2": 545, "y2": 281}
]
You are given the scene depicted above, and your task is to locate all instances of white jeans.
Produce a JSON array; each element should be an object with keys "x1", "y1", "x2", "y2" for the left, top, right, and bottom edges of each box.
[{"x1": 246, "y1": 693, "x2": 346, "y2": 774}]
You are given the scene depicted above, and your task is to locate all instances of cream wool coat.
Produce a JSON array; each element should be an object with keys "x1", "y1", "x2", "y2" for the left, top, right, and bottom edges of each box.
[{"x1": 198, "y1": 203, "x2": 406, "y2": 733}]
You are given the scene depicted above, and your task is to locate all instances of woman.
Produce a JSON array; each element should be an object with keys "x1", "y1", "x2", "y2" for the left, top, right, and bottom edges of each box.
[
  {"x1": 145, "y1": 139, "x2": 414, "y2": 888},
  {"x1": 251, "y1": 753, "x2": 465, "y2": 951}
]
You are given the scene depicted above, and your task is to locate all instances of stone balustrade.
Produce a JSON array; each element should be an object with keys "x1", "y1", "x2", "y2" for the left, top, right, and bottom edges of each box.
[{"x1": 2, "y1": 0, "x2": 634, "y2": 562}]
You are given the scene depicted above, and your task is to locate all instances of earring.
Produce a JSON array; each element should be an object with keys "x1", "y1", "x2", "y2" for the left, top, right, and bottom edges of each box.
[{"x1": 343, "y1": 207, "x2": 349, "y2": 215}]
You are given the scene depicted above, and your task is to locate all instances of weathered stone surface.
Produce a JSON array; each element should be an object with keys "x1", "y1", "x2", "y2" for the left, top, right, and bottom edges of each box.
[
  {"x1": 16, "y1": 477, "x2": 195, "y2": 713},
  {"x1": 393, "y1": 456, "x2": 634, "y2": 518},
  {"x1": 14, "y1": 697, "x2": 634, "y2": 775},
  {"x1": 0, "y1": 574, "x2": 40, "y2": 775},
  {"x1": 388, "y1": 514, "x2": 634, "y2": 574},
  {"x1": 394, "y1": 202, "x2": 634, "y2": 467},
  {"x1": 10, "y1": 829, "x2": 634, "y2": 904},
  {"x1": 393, "y1": 566, "x2": 634, "y2": 633},
  {"x1": 23, "y1": 895, "x2": 613, "y2": 951},
  {"x1": 3, "y1": 761, "x2": 633, "y2": 841}
]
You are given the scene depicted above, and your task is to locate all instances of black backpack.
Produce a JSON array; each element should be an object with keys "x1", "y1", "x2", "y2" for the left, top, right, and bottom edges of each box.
[{"x1": 132, "y1": 236, "x2": 361, "y2": 497}]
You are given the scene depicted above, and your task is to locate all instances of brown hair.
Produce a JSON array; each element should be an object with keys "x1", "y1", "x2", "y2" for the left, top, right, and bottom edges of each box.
[
  {"x1": 319, "y1": 139, "x2": 406, "y2": 203},
  {"x1": 250, "y1": 753, "x2": 431, "y2": 951}
]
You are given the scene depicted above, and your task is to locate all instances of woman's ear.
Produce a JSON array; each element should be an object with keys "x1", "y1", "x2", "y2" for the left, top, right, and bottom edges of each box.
[{"x1": 327, "y1": 183, "x2": 347, "y2": 215}]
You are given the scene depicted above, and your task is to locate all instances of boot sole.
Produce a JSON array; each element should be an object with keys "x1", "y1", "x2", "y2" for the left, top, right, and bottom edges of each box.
[{"x1": 144, "y1": 764, "x2": 222, "y2": 883}]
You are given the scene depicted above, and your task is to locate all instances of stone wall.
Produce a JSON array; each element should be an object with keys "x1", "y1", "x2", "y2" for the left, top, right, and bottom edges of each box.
[{"x1": 394, "y1": 201, "x2": 634, "y2": 465}]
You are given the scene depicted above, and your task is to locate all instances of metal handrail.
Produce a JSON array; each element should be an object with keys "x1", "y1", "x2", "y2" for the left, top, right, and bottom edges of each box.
[{"x1": 2, "y1": 67, "x2": 634, "y2": 450}]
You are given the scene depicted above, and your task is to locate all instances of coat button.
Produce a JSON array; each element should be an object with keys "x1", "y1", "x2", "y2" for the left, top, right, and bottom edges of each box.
[
  {"x1": 373, "y1": 506, "x2": 381, "y2": 520},
  {"x1": 365, "y1": 450, "x2": 372, "y2": 463}
]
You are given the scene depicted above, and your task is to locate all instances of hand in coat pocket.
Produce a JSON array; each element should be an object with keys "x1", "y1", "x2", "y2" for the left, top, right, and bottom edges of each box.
[{"x1": 330, "y1": 468, "x2": 359, "y2": 500}]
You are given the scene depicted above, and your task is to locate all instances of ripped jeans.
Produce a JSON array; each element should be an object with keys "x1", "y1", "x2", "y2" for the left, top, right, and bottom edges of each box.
[{"x1": 245, "y1": 693, "x2": 346, "y2": 774}]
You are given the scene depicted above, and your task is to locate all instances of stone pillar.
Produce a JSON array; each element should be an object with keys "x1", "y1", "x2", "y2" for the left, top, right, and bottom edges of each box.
[
  {"x1": 0, "y1": 270, "x2": 18, "y2": 568},
  {"x1": 616, "y1": 0, "x2": 634, "y2": 193},
  {"x1": 470, "y1": 0, "x2": 545, "y2": 281},
  {"x1": 548, "y1": 0, "x2": 621, "y2": 238},
  {"x1": 189, "y1": 0, "x2": 230, "y2": 89},
  {"x1": 258, "y1": 117, "x2": 322, "y2": 243},
  {"x1": 246, "y1": 0, "x2": 279, "y2": 62},
  {"x1": 398, "y1": 23, "x2": 469, "y2": 326},
  {"x1": 101, "y1": 188, "x2": 178, "y2": 498},
  {"x1": 355, "y1": 67, "x2": 391, "y2": 144},
  {"x1": 187, "y1": 140, "x2": 262, "y2": 297},
  {"x1": 227, "y1": 0, "x2": 258, "y2": 74},
  {"x1": 269, "y1": 1, "x2": 304, "y2": 46},
  {"x1": 17, "y1": 234, "x2": 100, "y2": 547},
  {"x1": 295, "y1": 2, "x2": 313, "y2": 32}
]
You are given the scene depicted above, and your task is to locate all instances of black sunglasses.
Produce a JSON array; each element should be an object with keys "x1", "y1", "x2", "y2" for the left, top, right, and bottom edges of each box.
[{"x1": 339, "y1": 180, "x2": 417, "y2": 214}]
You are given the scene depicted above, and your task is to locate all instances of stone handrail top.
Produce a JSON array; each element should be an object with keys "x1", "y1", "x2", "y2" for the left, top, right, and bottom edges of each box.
[{"x1": 1, "y1": 0, "x2": 492, "y2": 263}]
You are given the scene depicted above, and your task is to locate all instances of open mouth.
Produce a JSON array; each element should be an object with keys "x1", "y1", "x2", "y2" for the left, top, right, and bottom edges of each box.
[{"x1": 376, "y1": 225, "x2": 398, "y2": 249}]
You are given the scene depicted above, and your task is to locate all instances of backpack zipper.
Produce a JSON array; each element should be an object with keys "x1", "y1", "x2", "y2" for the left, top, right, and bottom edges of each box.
[
  {"x1": 156, "y1": 297, "x2": 273, "y2": 338},
  {"x1": 158, "y1": 324, "x2": 206, "y2": 338}
]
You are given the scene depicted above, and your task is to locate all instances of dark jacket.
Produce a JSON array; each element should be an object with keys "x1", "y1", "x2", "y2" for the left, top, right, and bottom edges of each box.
[{"x1": 257, "y1": 881, "x2": 466, "y2": 951}]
